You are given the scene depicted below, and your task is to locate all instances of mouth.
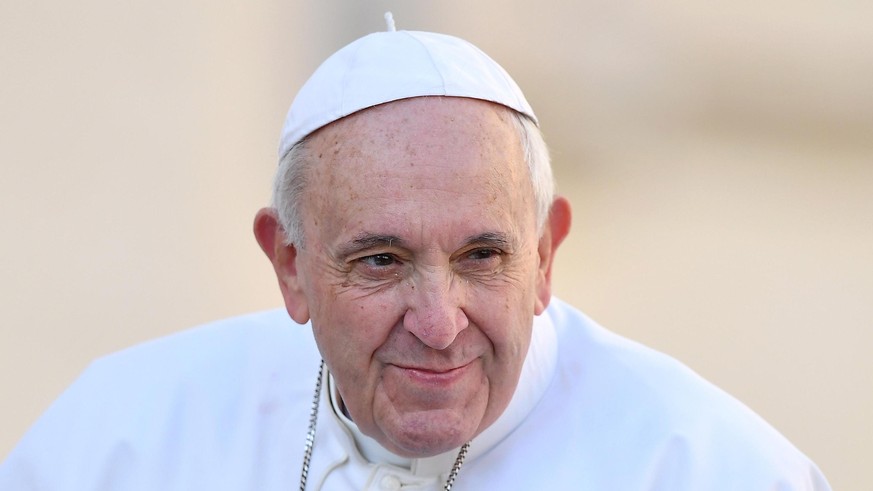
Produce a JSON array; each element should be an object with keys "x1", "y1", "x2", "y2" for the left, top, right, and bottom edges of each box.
[{"x1": 391, "y1": 361, "x2": 474, "y2": 386}]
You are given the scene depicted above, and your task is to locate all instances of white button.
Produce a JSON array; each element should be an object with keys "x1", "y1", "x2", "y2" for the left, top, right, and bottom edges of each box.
[{"x1": 380, "y1": 474, "x2": 402, "y2": 491}]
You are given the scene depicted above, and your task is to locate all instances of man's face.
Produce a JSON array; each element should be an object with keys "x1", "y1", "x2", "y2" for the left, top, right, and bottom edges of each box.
[{"x1": 290, "y1": 97, "x2": 551, "y2": 457}]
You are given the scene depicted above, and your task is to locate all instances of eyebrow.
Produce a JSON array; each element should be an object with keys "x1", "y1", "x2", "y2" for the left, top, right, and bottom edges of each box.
[
  {"x1": 336, "y1": 231, "x2": 516, "y2": 258},
  {"x1": 463, "y1": 232, "x2": 515, "y2": 250},
  {"x1": 337, "y1": 233, "x2": 406, "y2": 258}
]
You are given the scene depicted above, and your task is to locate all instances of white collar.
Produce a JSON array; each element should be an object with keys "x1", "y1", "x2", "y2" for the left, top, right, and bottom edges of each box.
[{"x1": 326, "y1": 310, "x2": 558, "y2": 477}]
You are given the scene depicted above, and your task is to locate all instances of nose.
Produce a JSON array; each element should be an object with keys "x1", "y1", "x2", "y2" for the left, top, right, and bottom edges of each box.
[{"x1": 402, "y1": 271, "x2": 469, "y2": 350}]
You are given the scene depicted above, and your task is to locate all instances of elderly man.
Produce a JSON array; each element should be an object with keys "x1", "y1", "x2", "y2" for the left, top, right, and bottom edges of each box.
[{"x1": 1, "y1": 18, "x2": 829, "y2": 491}]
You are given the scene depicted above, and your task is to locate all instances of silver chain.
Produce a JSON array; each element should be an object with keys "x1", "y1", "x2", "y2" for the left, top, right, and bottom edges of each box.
[
  {"x1": 443, "y1": 441, "x2": 470, "y2": 491},
  {"x1": 299, "y1": 360, "x2": 325, "y2": 491},
  {"x1": 299, "y1": 360, "x2": 471, "y2": 490}
]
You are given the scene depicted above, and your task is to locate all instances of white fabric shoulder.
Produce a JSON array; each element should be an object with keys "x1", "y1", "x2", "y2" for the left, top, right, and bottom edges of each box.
[
  {"x1": 0, "y1": 309, "x2": 317, "y2": 491},
  {"x1": 456, "y1": 298, "x2": 831, "y2": 490}
]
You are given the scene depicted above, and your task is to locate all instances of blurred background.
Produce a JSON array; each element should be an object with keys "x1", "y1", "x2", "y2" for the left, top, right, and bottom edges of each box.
[{"x1": 1, "y1": 0, "x2": 870, "y2": 488}]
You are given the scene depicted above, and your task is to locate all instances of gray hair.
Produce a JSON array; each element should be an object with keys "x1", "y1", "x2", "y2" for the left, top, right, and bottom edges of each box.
[{"x1": 271, "y1": 110, "x2": 554, "y2": 246}]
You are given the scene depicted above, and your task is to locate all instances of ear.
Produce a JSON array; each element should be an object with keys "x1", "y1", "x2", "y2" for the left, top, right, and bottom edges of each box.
[
  {"x1": 534, "y1": 196, "x2": 572, "y2": 315},
  {"x1": 253, "y1": 207, "x2": 310, "y2": 324}
]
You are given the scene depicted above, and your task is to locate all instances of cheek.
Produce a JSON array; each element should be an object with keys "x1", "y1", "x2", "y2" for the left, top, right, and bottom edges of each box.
[
  {"x1": 469, "y1": 285, "x2": 535, "y2": 381},
  {"x1": 468, "y1": 278, "x2": 536, "y2": 343},
  {"x1": 311, "y1": 296, "x2": 401, "y2": 372},
  {"x1": 469, "y1": 292, "x2": 534, "y2": 364},
  {"x1": 313, "y1": 297, "x2": 405, "y2": 425},
  {"x1": 474, "y1": 311, "x2": 532, "y2": 431}
]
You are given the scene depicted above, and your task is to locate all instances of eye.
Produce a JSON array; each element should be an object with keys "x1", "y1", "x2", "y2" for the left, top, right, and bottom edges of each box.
[
  {"x1": 359, "y1": 253, "x2": 399, "y2": 268},
  {"x1": 456, "y1": 247, "x2": 506, "y2": 275},
  {"x1": 467, "y1": 248, "x2": 501, "y2": 260},
  {"x1": 354, "y1": 253, "x2": 404, "y2": 281}
]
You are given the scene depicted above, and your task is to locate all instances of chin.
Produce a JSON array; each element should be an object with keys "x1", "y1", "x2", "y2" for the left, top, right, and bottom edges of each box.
[
  {"x1": 389, "y1": 435, "x2": 469, "y2": 458},
  {"x1": 381, "y1": 414, "x2": 476, "y2": 457}
]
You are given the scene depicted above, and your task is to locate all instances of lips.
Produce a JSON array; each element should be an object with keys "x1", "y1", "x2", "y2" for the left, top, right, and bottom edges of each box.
[{"x1": 391, "y1": 361, "x2": 474, "y2": 386}]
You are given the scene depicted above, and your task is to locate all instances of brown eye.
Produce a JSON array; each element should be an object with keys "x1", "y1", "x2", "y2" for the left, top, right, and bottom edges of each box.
[
  {"x1": 360, "y1": 254, "x2": 398, "y2": 267},
  {"x1": 467, "y1": 248, "x2": 500, "y2": 260}
]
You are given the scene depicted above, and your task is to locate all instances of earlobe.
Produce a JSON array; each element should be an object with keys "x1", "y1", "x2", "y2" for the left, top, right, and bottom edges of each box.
[
  {"x1": 253, "y1": 208, "x2": 311, "y2": 323},
  {"x1": 534, "y1": 196, "x2": 572, "y2": 315}
]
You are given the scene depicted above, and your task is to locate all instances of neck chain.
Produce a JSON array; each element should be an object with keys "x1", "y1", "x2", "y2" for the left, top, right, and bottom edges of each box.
[{"x1": 299, "y1": 360, "x2": 471, "y2": 491}]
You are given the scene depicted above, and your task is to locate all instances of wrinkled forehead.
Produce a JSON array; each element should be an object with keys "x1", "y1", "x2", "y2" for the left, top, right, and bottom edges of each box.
[
  {"x1": 297, "y1": 97, "x2": 536, "y2": 235},
  {"x1": 304, "y1": 96, "x2": 527, "y2": 180}
]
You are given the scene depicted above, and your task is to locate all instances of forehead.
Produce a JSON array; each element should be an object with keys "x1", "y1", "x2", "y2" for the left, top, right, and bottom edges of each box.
[{"x1": 300, "y1": 97, "x2": 535, "y2": 246}]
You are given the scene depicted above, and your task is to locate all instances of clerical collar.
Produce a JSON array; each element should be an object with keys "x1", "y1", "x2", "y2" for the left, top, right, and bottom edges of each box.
[{"x1": 326, "y1": 311, "x2": 558, "y2": 476}]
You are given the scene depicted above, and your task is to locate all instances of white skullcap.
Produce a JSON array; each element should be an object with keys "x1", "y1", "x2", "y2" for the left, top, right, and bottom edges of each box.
[{"x1": 278, "y1": 15, "x2": 537, "y2": 158}]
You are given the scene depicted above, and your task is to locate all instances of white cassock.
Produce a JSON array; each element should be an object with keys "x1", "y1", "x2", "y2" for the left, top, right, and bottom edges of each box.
[{"x1": 0, "y1": 299, "x2": 830, "y2": 490}]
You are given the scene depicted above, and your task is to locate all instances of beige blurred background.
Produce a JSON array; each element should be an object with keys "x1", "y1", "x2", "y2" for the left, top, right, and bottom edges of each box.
[{"x1": 1, "y1": 0, "x2": 870, "y2": 488}]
